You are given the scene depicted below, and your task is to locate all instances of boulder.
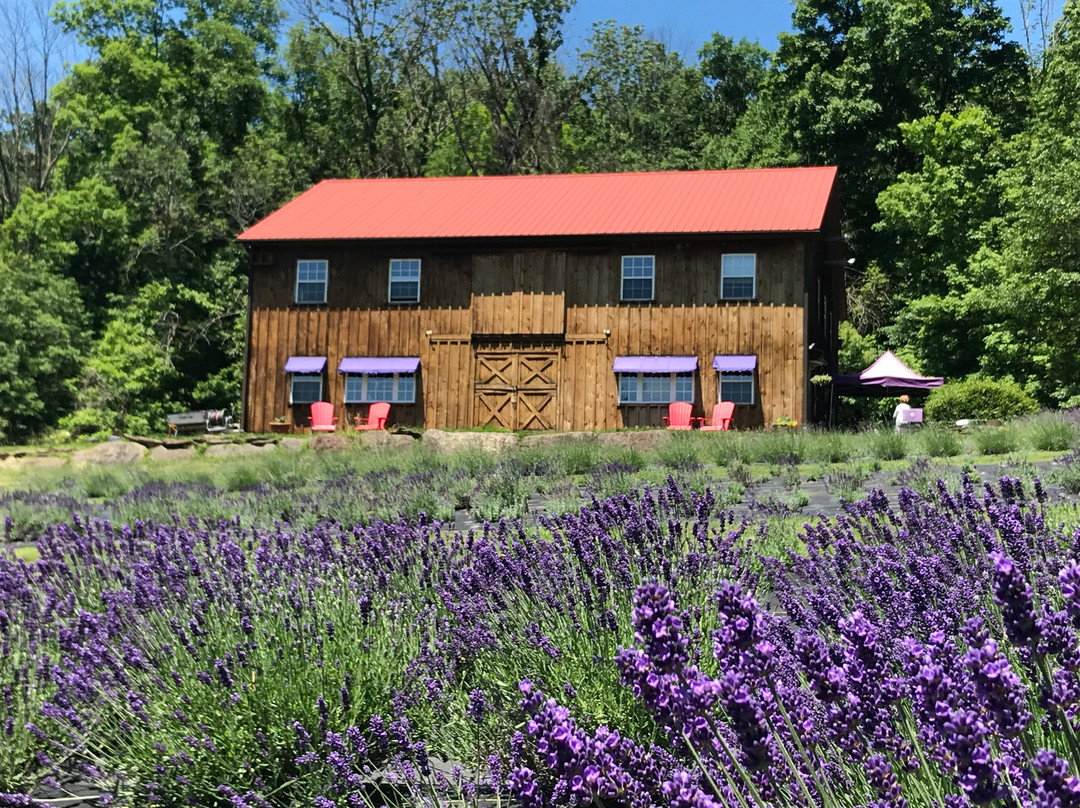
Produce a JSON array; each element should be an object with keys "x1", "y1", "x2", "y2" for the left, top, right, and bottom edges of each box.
[
  {"x1": 520, "y1": 431, "x2": 596, "y2": 449},
  {"x1": 205, "y1": 442, "x2": 274, "y2": 457},
  {"x1": 309, "y1": 433, "x2": 352, "y2": 453},
  {"x1": 71, "y1": 440, "x2": 147, "y2": 467},
  {"x1": 421, "y1": 429, "x2": 518, "y2": 454},
  {"x1": 596, "y1": 430, "x2": 671, "y2": 452},
  {"x1": 357, "y1": 431, "x2": 417, "y2": 451},
  {"x1": 278, "y1": 438, "x2": 305, "y2": 452},
  {"x1": 149, "y1": 445, "x2": 197, "y2": 462},
  {"x1": 161, "y1": 438, "x2": 195, "y2": 449}
]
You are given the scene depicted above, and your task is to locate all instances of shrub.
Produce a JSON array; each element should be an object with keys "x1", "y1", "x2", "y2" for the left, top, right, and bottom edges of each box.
[
  {"x1": 654, "y1": 433, "x2": 702, "y2": 469},
  {"x1": 556, "y1": 440, "x2": 600, "y2": 475},
  {"x1": 57, "y1": 407, "x2": 115, "y2": 440},
  {"x1": 1025, "y1": 412, "x2": 1076, "y2": 452},
  {"x1": 920, "y1": 425, "x2": 963, "y2": 457},
  {"x1": 871, "y1": 430, "x2": 908, "y2": 460},
  {"x1": 823, "y1": 465, "x2": 871, "y2": 501},
  {"x1": 1056, "y1": 449, "x2": 1080, "y2": 494},
  {"x1": 806, "y1": 430, "x2": 854, "y2": 463},
  {"x1": 971, "y1": 426, "x2": 1020, "y2": 455},
  {"x1": 924, "y1": 377, "x2": 1039, "y2": 422},
  {"x1": 756, "y1": 429, "x2": 807, "y2": 464}
]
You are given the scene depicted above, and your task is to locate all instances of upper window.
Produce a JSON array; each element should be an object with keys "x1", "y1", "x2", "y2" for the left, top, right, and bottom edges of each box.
[
  {"x1": 719, "y1": 373, "x2": 755, "y2": 405},
  {"x1": 344, "y1": 373, "x2": 416, "y2": 404},
  {"x1": 621, "y1": 255, "x2": 655, "y2": 301},
  {"x1": 721, "y1": 254, "x2": 756, "y2": 300},
  {"x1": 618, "y1": 373, "x2": 693, "y2": 405},
  {"x1": 290, "y1": 375, "x2": 323, "y2": 404},
  {"x1": 295, "y1": 260, "x2": 328, "y2": 304},
  {"x1": 389, "y1": 259, "x2": 421, "y2": 304}
]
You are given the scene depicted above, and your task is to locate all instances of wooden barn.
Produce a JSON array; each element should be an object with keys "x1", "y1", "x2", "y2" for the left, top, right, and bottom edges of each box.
[{"x1": 237, "y1": 167, "x2": 845, "y2": 432}]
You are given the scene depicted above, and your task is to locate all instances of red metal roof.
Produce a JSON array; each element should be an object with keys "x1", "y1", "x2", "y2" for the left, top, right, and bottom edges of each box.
[{"x1": 238, "y1": 167, "x2": 838, "y2": 242}]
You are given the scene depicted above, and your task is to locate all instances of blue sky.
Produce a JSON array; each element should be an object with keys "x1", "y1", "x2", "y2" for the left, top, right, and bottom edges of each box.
[{"x1": 565, "y1": 0, "x2": 1035, "y2": 57}]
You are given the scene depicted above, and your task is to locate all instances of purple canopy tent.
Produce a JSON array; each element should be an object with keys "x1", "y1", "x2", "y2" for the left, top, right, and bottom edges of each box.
[{"x1": 832, "y1": 351, "x2": 943, "y2": 398}]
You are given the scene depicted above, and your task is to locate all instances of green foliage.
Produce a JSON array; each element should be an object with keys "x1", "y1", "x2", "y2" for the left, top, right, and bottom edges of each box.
[
  {"x1": 0, "y1": 255, "x2": 86, "y2": 443},
  {"x1": 920, "y1": 426, "x2": 964, "y2": 457},
  {"x1": 1024, "y1": 412, "x2": 1076, "y2": 451},
  {"x1": 770, "y1": 0, "x2": 1028, "y2": 253},
  {"x1": 924, "y1": 377, "x2": 1040, "y2": 422},
  {"x1": 971, "y1": 426, "x2": 1021, "y2": 455},
  {"x1": 871, "y1": 431, "x2": 909, "y2": 461},
  {"x1": 568, "y1": 21, "x2": 704, "y2": 171}
]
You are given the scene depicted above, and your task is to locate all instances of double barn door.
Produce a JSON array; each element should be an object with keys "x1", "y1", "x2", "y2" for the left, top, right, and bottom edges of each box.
[{"x1": 474, "y1": 347, "x2": 559, "y2": 431}]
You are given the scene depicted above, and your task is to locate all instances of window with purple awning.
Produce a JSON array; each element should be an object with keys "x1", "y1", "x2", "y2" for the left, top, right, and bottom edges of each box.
[
  {"x1": 613, "y1": 357, "x2": 697, "y2": 404},
  {"x1": 339, "y1": 357, "x2": 419, "y2": 404}
]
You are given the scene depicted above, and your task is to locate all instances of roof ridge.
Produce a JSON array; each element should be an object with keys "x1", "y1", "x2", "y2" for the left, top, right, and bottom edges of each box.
[{"x1": 314, "y1": 166, "x2": 836, "y2": 184}]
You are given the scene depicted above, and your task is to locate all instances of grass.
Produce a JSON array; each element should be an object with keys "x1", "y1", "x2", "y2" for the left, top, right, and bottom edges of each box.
[{"x1": 3, "y1": 545, "x2": 40, "y2": 562}]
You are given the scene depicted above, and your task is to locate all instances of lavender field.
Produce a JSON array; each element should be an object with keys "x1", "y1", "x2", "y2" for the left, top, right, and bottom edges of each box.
[{"x1": 4, "y1": 436, "x2": 1080, "y2": 807}]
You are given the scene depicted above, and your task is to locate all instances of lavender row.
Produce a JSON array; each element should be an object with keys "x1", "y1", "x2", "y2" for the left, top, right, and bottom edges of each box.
[{"x1": 4, "y1": 472, "x2": 1080, "y2": 808}]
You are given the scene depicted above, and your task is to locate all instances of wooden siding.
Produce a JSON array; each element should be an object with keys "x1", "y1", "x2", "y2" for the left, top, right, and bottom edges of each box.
[{"x1": 245, "y1": 236, "x2": 812, "y2": 432}]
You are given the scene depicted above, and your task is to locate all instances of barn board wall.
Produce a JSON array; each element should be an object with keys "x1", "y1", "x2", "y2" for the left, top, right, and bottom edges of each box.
[{"x1": 245, "y1": 236, "x2": 811, "y2": 432}]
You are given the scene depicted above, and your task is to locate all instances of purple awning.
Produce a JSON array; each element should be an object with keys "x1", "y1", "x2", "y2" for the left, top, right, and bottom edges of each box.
[
  {"x1": 338, "y1": 357, "x2": 420, "y2": 374},
  {"x1": 284, "y1": 356, "x2": 326, "y2": 373},
  {"x1": 712, "y1": 355, "x2": 757, "y2": 372},
  {"x1": 613, "y1": 356, "x2": 698, "y2": 373}
]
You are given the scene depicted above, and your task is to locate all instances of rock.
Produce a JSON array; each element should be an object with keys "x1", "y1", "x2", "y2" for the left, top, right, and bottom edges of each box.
[
  {"x1": 421, "y1": 429, "x2": 519, "y2": 454},
  {"x1": 596, "y1": 430, "x2": 671, "y2": 452},
  {"x1": 71, "y1": 440, "x2": 146, "y2": 467},
  {"x1": 161, "y1": 438, "x2": 194, "y2": 449},
  {"x1": 309, "y1": 433, "x2": 352, "y2": 453},
  {"x1": 124, "y1": 434, "x2": 163, "y2": 448},
  {"x1": 520, "y1": 431, "x2": 596, "y2": 449},
  {"x1": 278, "y1": 438, "x2": 305, "y2": 452},
  {"x1": 149, "y1": 445, "x2": 196, "y2": 461},
  {"x1": 205, "y1": 442, "x2": 274, "y2": 456},
  {"x1": 357, "y1": 431, "x2": 417, "y2": 451},
  {"x1": 248, "y1": 437, "x2": 277, "y2": 447}
]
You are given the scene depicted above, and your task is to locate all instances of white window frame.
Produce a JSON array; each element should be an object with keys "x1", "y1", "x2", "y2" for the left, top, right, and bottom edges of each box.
[
  {"x1": 617, "y1": 373, "x2": 694, "y2": 405},
  {"x1": 720, "y1": 253, "x2": 756, "y2": 300},
  {"x1": 621, "y1": 255, "x2": 655, "y2": 302},
  {"x1": 719, "y1": 373, "x2": 755, "y2": 405},
  {"x1": 343, "y1": 373, "x2": 416, "y2": 404},
  {"x1": 388, "y1": 259, "x2": 421, "y2": 304},
  {"x1": 295, "y1": 259, "x2": 328, "y2": 304},
  {"x1": 290, "y1": 374, "x2": 324, "y2": 405}
]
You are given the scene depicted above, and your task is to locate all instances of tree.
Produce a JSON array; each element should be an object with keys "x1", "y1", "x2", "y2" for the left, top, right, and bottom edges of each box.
[
  {"x1": 0, "y1": 0, "x2": 70, "y2": 221},
  {"x1": 698, "y1": 34, "x2": 770, "y2": 137},
  {"x1": 437, "y1": 0, "x2": 575, "y2": 174},
  {"x1": 769, "y1": 0, "x2": 1028, "y2": 251},
  {"x1": 567, "y1": 21, "x2": 704, "y2": 171},
  {"x1": 979, "y1": 0, "x2": 1080, "y2": 404},
  {"x1": 0, "y1": 253, "x2": 85, "y2": 442}
]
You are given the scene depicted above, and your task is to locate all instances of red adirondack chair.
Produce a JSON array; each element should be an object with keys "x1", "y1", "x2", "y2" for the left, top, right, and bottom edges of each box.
[
  {"x1": 699, "y1": 401, "x2": 735, "y2": 432},
  {"x1": 355, "y1": 401, "x2": 390, "y2": 431},
  {"x1": 309, "y1": 401, "x2": 338, "y2": 432},
  {"x1": 662, "y1": 401, "x2": 694, "y2": 430}
]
